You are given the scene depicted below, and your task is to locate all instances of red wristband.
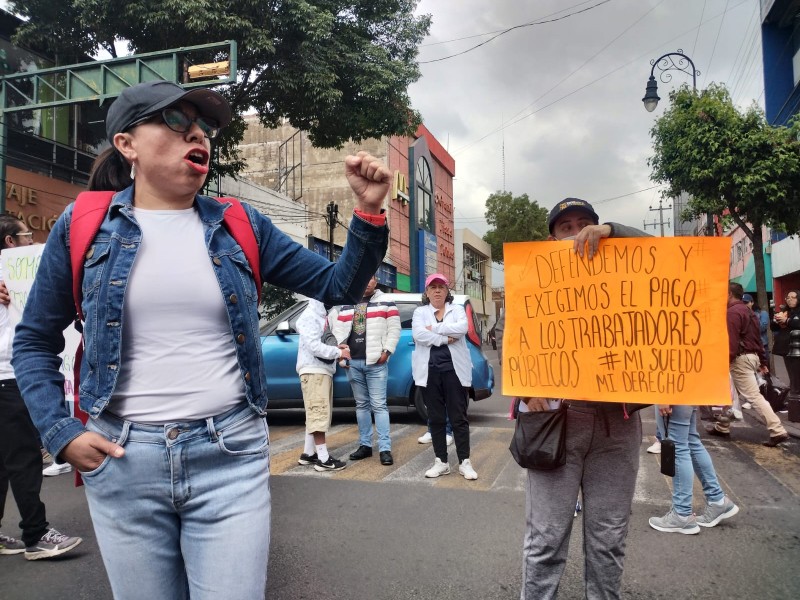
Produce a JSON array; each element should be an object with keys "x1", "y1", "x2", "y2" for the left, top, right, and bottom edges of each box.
[{"x1": 353, "y1": 209, "x2": 387, "y2": 226}]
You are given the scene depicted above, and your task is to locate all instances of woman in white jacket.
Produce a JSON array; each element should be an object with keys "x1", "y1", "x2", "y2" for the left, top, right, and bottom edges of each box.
[{"x1": 411, "y1": 274, "x2": 477, "y2": 480}]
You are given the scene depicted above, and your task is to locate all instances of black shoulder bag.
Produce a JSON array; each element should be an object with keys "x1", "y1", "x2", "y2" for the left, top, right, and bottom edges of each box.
[
  {"x1": 660, "y1": 414, "x2": 675, "y2": 477},
  {"x1": 318, "y1": 324, "x2": 339, "y2": 364},
  {"x1": 509, "y1": 399, "x2": 567, "y2": 471}
]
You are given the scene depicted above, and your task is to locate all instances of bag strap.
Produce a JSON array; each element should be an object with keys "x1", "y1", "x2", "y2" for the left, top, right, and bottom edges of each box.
[
  {"x1": 219, "y1": 196, "x2": 261, "y2": 301},
  {"x1": 70, "y1": 193, "x2": 262, "y2": 319},
  {"x1": 70, "y1": 192, "x2": 115, "y2": 321}
]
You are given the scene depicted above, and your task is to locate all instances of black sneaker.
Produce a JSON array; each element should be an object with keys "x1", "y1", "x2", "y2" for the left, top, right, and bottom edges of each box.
[
  {"x1": 349, "y1": 445, "x2": 373, "y2": 460},
  {"x1": 298, "y1": 453, "x2": 318, "y2": 466},
  {"x1": 314, "y1": 457, "x2": 347, "y2": 472}
]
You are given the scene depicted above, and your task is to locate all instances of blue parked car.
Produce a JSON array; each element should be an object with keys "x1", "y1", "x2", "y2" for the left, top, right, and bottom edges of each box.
[{"x1": 260, "y1": 293, "x2": 495, "y2": 421}]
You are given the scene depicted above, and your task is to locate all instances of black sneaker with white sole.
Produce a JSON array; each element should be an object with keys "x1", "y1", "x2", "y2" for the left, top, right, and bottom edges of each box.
[
  {"x1": 298, "y1": 453, "x2": 318, "y2": 466},
  {"x1": 25, "y1": 528, "x2": 82, "y2": 560},
  {"x1": 314, "y1": 457, "x2": 347, "y2": 472}
]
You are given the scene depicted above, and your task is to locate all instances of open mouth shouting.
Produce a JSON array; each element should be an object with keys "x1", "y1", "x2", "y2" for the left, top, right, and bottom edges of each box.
[{"x1": 184, "y1": 148, "x2": 210, "y2": 174}]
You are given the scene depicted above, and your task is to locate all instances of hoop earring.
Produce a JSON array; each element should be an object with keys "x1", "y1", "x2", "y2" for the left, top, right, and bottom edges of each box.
[{"x1": 130, "y1": 163, "x2": 136, "y2": 180}]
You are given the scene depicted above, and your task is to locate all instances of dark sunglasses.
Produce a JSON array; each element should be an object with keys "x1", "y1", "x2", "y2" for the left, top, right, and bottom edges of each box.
[{"x1": 129, "y1": 108, "x2": 220, "y2": 139}]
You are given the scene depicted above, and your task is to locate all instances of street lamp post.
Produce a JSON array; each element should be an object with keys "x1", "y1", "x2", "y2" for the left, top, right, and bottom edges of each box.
[
  {"x1": 642, "y1": 50, "x2": 699, "y2": 112},
  {"x1": 641, "y1": 50, "x2": 713, "y2": 235}
]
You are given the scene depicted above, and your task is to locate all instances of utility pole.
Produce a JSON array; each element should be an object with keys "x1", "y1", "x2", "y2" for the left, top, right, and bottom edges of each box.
[
  {"x1": 643, "y1": 198, "x2": 672, "y2": 237},
  {"x1": 326, "y1": 201, "x2": 338, "y2": 261}
]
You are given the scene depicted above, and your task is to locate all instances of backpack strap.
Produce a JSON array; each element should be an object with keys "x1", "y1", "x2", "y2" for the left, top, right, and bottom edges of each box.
[
  {"x1": 70, "y1": 191, "x2": 115, "y2": 321},
  {"x1": 218, "y1": 197, "x2": 261, "y2": 301},
  {"x1": 69, "y1": 193, "x2": 261, "y2": 315}
]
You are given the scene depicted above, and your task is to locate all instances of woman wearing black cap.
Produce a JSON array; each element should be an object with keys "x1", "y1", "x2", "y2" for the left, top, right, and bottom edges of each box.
[{"x1": 12, "y1": 80, "x2": 390, "y2": 599}]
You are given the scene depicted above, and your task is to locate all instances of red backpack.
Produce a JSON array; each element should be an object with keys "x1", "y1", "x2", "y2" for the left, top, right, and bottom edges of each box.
[{"x1": 67, "y1": 192, "x2": 261, "y2": 482}]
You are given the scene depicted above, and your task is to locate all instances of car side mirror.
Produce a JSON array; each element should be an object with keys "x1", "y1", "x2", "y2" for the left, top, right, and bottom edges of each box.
[{"x1": 275, "y1": 320, "x2": 292, "y2": 335}]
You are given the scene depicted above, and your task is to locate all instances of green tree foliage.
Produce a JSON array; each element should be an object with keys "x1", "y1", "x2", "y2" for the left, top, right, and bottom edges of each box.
[
  {"x1": 482, "y1": 191, "x2": 549, "y2": 263},
  {"x1": 649, "y1": 83, "x2": 800, "y2": 327},
  {"x1": 259, "y1": 282, "x2": 297, "y2": 322},
  {"x1": 9, "y1": 0, "x2": 431, "y2": 177}
]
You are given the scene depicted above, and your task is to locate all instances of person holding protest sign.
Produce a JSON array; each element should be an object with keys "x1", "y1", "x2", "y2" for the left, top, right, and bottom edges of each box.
[
  {"x1": 0, "y1": 214, "x2": 83, "y2": 560},
  {"x1": 496, "y1": 198, "x2": 650, "y2": 600},
  {"x1": 722, "y1": 283, "x2": 789, "y2": 447},
  {"x1": 11, "y1": 81, "x2": 389, "y2": 598}
]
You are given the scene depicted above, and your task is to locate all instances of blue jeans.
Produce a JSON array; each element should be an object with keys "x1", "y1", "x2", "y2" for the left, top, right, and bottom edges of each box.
[
  {"x1": 655, "y1": 405, "x2": 664, "y2": 441},
  {"x1": 659, "y1": 405, "x2": 724, "y2": 516},
  {"x1": 347, "y1": 360, "x2": 391, "y2": 451},
  {"x1": 81, "y1": 403, "x2": 271, "y2": 600}
]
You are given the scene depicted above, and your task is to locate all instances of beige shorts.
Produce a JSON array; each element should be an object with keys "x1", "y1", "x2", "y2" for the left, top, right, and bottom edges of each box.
[{"x1": 300, "y1": 373, "x2": 333, "y2": 434}]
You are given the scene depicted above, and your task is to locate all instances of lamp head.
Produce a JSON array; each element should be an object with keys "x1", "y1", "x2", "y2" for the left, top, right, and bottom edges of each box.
[{"x1": 642, "y1": 75, "x2": 660, "y2": 112}]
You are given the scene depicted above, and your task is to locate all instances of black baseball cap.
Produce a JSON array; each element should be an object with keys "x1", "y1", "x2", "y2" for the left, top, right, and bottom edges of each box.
[
  {"x1": 106, "y1": 80, "x2": 232, "y2": 143},
  {"x1": 547, "y1": 198, "x2": 600, "y2": 233}
]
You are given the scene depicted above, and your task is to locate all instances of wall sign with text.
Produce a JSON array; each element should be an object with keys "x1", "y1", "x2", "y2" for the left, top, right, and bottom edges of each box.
[{"x1": 502, "y1": 237, "x2": 731, "y2": 405}]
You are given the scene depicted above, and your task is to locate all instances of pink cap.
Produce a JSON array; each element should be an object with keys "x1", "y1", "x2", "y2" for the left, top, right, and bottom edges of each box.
[{"x1": 425, "y1": 273, "x2": 449, "y2": 287}]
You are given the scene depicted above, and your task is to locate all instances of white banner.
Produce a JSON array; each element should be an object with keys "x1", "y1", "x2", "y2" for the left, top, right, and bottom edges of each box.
[{"x1": 1, "y1": 245, "x2": 81, "y2": 415}]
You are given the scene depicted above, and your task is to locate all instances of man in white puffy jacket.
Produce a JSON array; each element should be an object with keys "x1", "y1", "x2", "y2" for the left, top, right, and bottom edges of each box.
[
  {"x1": 295, "y1": 299, "x2": 350, "y2": 471},
  {"x1": 330, "y1": 276, "x2": 400, "y2": 466}
]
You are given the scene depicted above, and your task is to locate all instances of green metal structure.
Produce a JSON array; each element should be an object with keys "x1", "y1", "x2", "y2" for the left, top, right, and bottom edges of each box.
[{"x1": 0, "y1": 40, "x2": 237, "y2": 212}]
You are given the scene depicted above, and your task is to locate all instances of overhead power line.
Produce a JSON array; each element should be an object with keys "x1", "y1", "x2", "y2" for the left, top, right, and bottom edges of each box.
[
  {"x1": 451, "y1": 0, "x2": 751, "y2": 156},
  {"x1": 418, "y1": 0, "x2": 612, "y2": 64}
]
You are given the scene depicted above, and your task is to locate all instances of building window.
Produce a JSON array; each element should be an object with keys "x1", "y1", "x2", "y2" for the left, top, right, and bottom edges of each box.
[
  {"x1": 463, "y1": 246, "x2": 486, "y2": 299},
  {"x1": 416, "y1": 156, "x2": 434, "y2": 232}
]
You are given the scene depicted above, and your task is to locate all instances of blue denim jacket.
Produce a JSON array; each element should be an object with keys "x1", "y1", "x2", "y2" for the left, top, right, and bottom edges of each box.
[{"x1": 12, "y1": 187, "x2": 388, "y2": 457}]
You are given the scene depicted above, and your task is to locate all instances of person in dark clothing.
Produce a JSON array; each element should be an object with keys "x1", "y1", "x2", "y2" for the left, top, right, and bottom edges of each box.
[
  {"x1": 0, "y1": 214, "x2": 82, "y2": 560},
  {"x1": 723, "y1": 282, "x2": 788, "y2": 446}
]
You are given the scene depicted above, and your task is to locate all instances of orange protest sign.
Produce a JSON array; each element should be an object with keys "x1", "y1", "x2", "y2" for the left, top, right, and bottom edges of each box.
[{"x1": 502, "y1": 237, "x2": 732, "y2": 405}]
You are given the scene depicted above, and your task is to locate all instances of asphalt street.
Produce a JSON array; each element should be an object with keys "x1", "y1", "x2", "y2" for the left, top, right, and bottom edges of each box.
[{"x1": 1, "y1": 350, "x2": 799, "y2": 599}]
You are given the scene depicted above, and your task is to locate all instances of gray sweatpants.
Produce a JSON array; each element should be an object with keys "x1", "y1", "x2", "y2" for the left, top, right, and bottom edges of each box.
[{"x1": 521, "y1": 403, "x2": 641, "y2": 600}]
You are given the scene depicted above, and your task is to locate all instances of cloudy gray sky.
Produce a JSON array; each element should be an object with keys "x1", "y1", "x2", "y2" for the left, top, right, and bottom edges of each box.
[{"x1": 409, "y1": 0, "x2": 764, "y2": 280}]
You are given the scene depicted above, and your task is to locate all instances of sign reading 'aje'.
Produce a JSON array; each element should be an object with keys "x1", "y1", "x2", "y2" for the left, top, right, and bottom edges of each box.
[{"x1": 502, "y1": 237, "x2": 732, "y2": 405}]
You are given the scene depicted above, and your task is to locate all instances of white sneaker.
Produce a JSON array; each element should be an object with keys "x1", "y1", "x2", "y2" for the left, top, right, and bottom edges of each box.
[
  {"x1": 458, "y1": 459, "x2": 478, "y2": 480},
  {"x1": 741, "y1": 402, "x2": 753, "y2": 410},
  {"x1": 424, "y1": 457, "x2": 450, "y2": 478},
  {"x1": 647, "y1": 440, "x2": 661, "y2": 454},
  {"x1": 42, "y1": 462, "x2": 72, "y2": 477},
  {"x1": 417, "y1": 431, "x2": 432, "y2": 444},
  {"x1": 446, "y1": 434, "x2": 454, "y2": 446}
]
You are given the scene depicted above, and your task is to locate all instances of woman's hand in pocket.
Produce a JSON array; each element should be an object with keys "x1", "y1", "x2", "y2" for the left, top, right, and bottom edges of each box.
[{"x1": 62, "y1": 431, "x2": 125, "y2": 472}]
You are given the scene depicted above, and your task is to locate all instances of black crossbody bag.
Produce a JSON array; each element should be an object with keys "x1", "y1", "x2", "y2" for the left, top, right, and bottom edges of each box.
[
  {"x1": 660, "y1": 414, "x2": 675, "y2": 477},
  {"x1": 509, "y1": 399, "x2": 567, "y2": 471}
]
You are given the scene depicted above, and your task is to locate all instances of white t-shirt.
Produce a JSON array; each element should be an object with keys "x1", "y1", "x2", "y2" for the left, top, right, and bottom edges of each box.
[{"x1": 110, "y1": 207, "x2": 245, "y2": 423}]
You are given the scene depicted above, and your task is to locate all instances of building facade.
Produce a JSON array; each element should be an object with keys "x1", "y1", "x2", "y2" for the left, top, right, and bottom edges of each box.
[
  {"x1": 453, "y1": 228, "x2": 494, "y2": 338},
  {"x1": 240, "y1": 117, "x2": 456, "y2": 292},
  {"x1": 0, "y1": 9, "x2": 101, "y2": 241},
  {"x1": 760, "y1": 0, "x2": 800, "y2": 305}
]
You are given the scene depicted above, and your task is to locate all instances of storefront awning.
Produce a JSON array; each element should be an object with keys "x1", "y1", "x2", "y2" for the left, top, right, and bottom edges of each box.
[{"x1": 732, "y1": 252, "x2": 772, "y2": 294}]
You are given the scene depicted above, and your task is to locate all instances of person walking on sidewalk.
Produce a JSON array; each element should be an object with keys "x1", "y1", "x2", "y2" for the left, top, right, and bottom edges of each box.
[
  {"x1": 718, "y1": 283, "x2": 789, "y2": 447},
  {"x1": 295, "y1": 299, "x2": 348, "y2": 472},
  {"x1": 331, "y1": 275, "x2": 400, "y2": 466},
  {"x1": 411, "y1": 274, "x2": 477, "y2": 481},
  {"x1": 649, "y1": 404, "x2": 739, "y2": 534},
  {"x1": 0, "y1": 214, "x2": 82, "y2": 560}
]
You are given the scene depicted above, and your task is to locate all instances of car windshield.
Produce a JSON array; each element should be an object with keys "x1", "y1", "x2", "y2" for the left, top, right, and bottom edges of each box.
[
  {"x1": 259, "y1": 300, "x2": 307, "y2": 336},
  {"x1": 394, "y1": 302, "x2": 419, "y2": 328}
]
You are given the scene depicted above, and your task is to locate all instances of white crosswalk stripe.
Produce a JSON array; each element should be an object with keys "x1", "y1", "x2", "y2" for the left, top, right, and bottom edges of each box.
[{"x1": 268, "y1": 416, "x2": 799, "y2": 507}]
